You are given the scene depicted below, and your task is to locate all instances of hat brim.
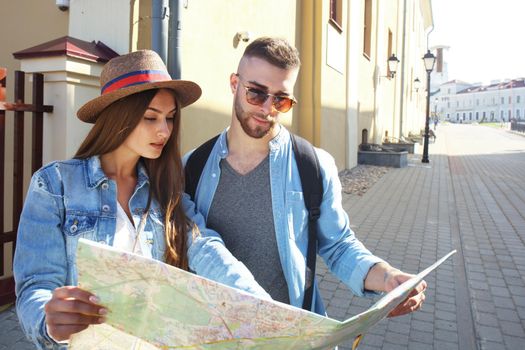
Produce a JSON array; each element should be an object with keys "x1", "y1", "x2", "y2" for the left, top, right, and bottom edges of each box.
[{"x1": 77, "y1": 80, "x2": 202, "y2": 123}]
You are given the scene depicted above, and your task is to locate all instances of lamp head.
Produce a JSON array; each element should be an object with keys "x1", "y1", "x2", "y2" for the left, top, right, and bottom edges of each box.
[
  {"x1": 387, "y1": 54, "x2": 400, "y2": 78},
  {"x1": 423, "y1": 50, "x2": 436, "y2": 73}
]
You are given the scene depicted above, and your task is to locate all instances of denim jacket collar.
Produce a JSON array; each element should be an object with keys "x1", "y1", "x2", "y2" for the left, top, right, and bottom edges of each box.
[{"x1": 84, "y1": 156, "x2": 149, "y2": 189}]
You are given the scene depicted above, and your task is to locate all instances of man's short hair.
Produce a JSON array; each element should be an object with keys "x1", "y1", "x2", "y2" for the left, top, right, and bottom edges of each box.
[{"x1": 243, "y1": 37, "x2": 301, "y2": 70}]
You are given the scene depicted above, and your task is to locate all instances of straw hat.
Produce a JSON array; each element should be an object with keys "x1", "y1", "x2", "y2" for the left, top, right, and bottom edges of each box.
[{"x1": 77, "y1": 50, "x2": 201, "y2": 123}]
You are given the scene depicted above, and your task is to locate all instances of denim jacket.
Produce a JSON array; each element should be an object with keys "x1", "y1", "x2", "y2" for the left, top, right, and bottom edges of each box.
[
  {"x1": 14, "y1": 156, "x2": 269, "y2": 350},
  {"x1": 184, "y1": 127, "x2": 385, "y2": 315}
]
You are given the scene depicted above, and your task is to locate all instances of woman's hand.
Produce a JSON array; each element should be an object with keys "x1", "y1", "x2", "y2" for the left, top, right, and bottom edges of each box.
[{"x1": 44, "y1": 286, "x2": 107, "y2": 342}]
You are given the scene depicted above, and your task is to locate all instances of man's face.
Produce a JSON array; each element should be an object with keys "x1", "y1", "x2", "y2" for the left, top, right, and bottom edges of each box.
[{"x1": 232, "y1": 57, "x2": 298, "y2": 139}]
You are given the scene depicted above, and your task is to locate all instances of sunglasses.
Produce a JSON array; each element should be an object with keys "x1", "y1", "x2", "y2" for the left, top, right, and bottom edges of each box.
[{"x1": 236, "y1": 75, "x2": 297, "y2": 113}]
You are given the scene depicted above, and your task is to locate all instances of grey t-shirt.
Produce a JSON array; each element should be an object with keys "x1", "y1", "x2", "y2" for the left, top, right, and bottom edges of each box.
[{"x1": 207, "y1": 157, "x2": 290, "y2": 304}]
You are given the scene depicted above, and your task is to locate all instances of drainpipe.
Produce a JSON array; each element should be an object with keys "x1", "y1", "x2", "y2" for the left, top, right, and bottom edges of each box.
[
  {"x1": 398, "y1": 0, "x2": 407, "y2": 139},
  {"x1": 152, "y1": 0, "x2": 169, "y2": 64},
  {"x1": 168, "y1": 0, "x2": 182, "y2": 79}
]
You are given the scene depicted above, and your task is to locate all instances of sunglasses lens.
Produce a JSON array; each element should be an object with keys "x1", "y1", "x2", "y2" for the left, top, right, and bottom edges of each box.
[
  {"x1": 246, "y1": 88, "x2": 268, "y2": 106},
  {"x1": 243, "y1": 85, "x2": 296, "y2": 113},
  {"x1": 274, "y1": 97, "x2": 293, "y2": 113}
]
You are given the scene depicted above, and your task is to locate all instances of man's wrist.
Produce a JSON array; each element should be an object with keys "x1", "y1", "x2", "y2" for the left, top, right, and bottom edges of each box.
[{"x1": 364, "y1": 262, "x2": 395, "y2": 292}]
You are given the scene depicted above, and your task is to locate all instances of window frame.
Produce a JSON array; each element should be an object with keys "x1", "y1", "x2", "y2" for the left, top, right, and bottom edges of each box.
[{"x1": 329, "y1": 0, "x2": 343, "y2": 32}]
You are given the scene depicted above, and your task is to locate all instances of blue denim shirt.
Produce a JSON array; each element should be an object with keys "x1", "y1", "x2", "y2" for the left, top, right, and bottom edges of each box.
[
  {"x1": 14, "y1": 156, "x2": 269, "y2": 350},
  {"x1": 184, "y1": 127, "x2": 385, "y2": 315}
]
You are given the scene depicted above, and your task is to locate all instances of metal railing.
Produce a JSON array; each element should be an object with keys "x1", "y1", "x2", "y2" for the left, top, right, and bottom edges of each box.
[{"x1": 0, "y1": 69, "x2": 53, "y2": 306}]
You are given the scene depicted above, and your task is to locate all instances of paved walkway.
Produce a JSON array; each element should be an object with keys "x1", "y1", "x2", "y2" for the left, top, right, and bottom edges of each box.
[
  {"x1": 2, "y1": 123, "x2": 524, "y2": 349},
  {"x1": 317, "y1": 123, "x2": 525, "y2": 349}
]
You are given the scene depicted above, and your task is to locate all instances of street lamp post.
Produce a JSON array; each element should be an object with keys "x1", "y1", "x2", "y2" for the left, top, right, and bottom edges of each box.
[{"x1": 422, "y1": 50, "x2": 436, "y2": 163}]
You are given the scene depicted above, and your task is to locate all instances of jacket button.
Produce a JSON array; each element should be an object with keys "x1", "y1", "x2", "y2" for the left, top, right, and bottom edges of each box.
[
  {"x1": 102, "y1": 204, "x2": 110, "y2": 212},
  {"x1": 101, "y1": 182, "x2": 109, "y2": 190},
  {"x1": 70, "y1": 224, "x2": 78, "y2": 233}
]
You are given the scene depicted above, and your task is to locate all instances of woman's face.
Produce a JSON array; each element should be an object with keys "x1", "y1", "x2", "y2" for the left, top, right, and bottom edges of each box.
[{"x1": 121, "y1": 89, "x2": 177, "y2": 159}]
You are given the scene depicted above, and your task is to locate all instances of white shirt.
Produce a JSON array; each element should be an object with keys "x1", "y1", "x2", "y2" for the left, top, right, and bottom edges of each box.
[{"x1": 113, "y1": 202, "x2": 152, "y2": 259}]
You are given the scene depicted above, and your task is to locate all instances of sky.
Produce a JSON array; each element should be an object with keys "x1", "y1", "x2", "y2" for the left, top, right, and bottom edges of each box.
[{"x1": 430, "y1": 0, "x2": 525, "y2": 85}]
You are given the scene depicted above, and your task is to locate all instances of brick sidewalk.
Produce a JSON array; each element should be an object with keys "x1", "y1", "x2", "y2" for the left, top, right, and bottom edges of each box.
[{"x1": 318, "y1": 123, "x2": 525, "y2": 350}]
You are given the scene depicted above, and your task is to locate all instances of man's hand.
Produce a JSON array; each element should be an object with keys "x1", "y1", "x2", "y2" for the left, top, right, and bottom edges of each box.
[
  {"x1": 384, "y1": 270, "x2": 427, "y2": 317},
  {"x1": 44, "y1": 286, "x2": 107, "y2": 342},
  {"x1": 364, "y1": 262, "x2": 427, "y2": 318}
]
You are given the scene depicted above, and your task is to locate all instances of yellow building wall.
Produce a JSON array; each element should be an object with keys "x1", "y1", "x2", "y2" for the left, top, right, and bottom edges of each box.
[
  {"x1": 318, "y1": 2, "x2": 349, "y2": 170},
  {"x1": 374, "y1": 0, "x2": 401, "y2": 145},
  {"x1": 356, "y1": 0, "x2": 378, "y2": 146},
  {"x1": 405, "y1": 0, "x2": 432, "y2": 135},
  {"x1": 135, "y1": 1, "x2": 299, "y2": 153}
]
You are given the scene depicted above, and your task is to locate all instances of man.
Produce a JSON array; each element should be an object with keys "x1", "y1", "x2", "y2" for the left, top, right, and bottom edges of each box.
[{"x1": 186, "y1": 37, "x2": 426, "y2": 317}]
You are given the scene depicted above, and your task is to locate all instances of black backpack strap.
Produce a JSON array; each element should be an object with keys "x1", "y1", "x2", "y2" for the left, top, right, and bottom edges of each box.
[
  {"x1": 184, "y1": 135, "x2": 220, "y2": 201},
  {"x1": 291, "y1": 134, "x2": 323, "y2": 311}
]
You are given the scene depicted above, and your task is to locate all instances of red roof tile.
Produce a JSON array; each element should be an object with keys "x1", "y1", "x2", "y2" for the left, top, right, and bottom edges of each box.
[{"x1": 13, "y1": 36, "x2": 119, "y2": 63}]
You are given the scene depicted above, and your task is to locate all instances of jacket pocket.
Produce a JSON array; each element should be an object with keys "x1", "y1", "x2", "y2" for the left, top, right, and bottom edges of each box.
[{"x1": 64, "y1": 214, "x2": 98, "y2": 238}]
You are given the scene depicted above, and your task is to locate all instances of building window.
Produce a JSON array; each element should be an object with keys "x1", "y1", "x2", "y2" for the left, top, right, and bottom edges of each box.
[
  {"x1": 501, "y1": 97, "x2": 505, "y2": 104},
  {"x1": 469, "y1": 112, "x2": 472, "y2": 120},
  {"x1": 509, "y1": 110, "x2": 512, "y2": 118},
  {"x1": 476, "y1": 112, "x2": 479, "y2": 120},
  {"x1": 463, "y1": 113, "x2": 466, "y2": 120},
  {"x1": 329, "y1": 0, "x2": 343, "y2": 31},
  {"x1": 457, "y1": 101, "x2": 459, "y2": 107},
  {"x1": 518, "y1": 95, "x2": 521, "y2": 103},
  {"x1": 448, "y1": 88, "x2": 451, "y2": 94},
  {"x1": 456, "y1": 113, "x2": 459, "y2": 120},
  {"x1": 363, "y1": 0, "x2": 372, "y2": 59},
  {"x1": 447, "y1": 101, "x2": 450, "y2": 108},
  {"x1": 483, "y1": 111, "x2": 486, "y2": 118},
  {"x1": 500, "y1": 110, "x2": 504, "y2": 119},
  {"x1": 509, "y1": 96, "x2": 512, "y2": 104},
  {"x1": 476, "y1": 99, "x2": 479, "y2": 106},
  {"x1": 517, "y1": 109, "x2": 521, "y2": 118}
]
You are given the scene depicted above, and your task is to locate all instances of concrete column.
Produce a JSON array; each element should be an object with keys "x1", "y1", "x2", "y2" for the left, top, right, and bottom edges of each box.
[{"x1": 18, "y1": 56, "x2": 102, "y2": 163}]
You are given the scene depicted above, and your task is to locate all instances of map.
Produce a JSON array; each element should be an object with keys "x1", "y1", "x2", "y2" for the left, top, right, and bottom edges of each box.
[{"x1": 69, "y1": 239, "x2": 455, "y2": 349}]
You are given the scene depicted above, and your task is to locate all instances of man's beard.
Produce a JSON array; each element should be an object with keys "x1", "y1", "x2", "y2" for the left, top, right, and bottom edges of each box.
[{"x1": 234, "y1": 96, "x2": 276, "y2": 139}]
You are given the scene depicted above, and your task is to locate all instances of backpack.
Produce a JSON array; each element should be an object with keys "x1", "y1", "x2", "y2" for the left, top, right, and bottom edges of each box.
[{"x1": 184, "y1": 133, "x2": 323, "y2": 311}]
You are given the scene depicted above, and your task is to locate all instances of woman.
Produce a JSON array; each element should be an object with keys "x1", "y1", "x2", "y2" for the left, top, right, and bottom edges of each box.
[{"x1": 13, "y1": 50, "x2": 268, "y2": 349}]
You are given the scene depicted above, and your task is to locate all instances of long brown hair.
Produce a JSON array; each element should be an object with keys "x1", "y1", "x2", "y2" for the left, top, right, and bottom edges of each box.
[{"x1": 75, "y1": 89, "x2": 190, "y2": 269}]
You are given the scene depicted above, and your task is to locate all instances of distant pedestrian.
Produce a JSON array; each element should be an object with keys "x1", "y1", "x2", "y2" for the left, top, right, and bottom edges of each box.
[{"x1": 433, "y1": 117, "x2": 438, "y2": 130}]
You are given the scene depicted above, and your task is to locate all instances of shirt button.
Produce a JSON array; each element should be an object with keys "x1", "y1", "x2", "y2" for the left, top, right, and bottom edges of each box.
[
  {"x1": 102, "y1": 204, "x2": 110, "y2": 212},
  {"x1": 70, "y1": 224, "x2": 78, "y2": 233},
  {"x1": 101, "y1": 182, "x2": 109, "y2": 190}
]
